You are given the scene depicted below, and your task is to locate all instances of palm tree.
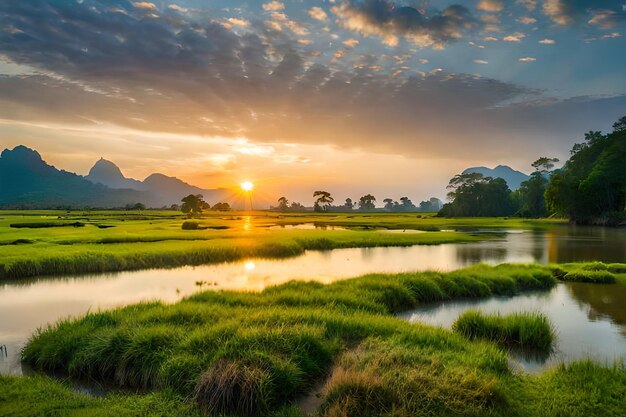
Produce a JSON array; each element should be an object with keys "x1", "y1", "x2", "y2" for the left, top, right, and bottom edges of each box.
[{"x1": 313, "y1": 191, "x2": 334, "y2": 212}]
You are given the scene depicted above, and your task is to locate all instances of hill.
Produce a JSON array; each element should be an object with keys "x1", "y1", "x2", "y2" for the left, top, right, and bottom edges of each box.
[
  {"x1": 462, "y1": 165, "x2": 529, "y2": 190},
  {"x1": 85, "y1": 159, "x2": 228, "y2": 206},
  {"x1": 0, "y1": 146, "x2": 149, "y2": 209}
]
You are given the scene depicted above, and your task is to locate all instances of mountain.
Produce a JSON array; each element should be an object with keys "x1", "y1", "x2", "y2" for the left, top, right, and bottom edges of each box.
[
  {"x1": 84, "y1": 159, "x2": 228, "y2": 207},
  {"x1": 462, "y1": 165, "x2": 530, "y2": 190},
  {"x1": 85, "y1": 158, "x2": 143, "y2": 189},
  {"x1": 0, "y1": 146, "x2": 150, "y2": 208}
]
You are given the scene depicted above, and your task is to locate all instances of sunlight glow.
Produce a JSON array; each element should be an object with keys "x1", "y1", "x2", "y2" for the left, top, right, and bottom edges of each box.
[{"x1": 241, "y1": 181, "x2": 254, "y2": 192}]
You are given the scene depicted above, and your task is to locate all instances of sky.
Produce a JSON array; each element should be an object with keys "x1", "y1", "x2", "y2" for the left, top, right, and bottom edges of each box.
[{"x1": 1, "y1": 0, "x2": 625, "y2": 205}]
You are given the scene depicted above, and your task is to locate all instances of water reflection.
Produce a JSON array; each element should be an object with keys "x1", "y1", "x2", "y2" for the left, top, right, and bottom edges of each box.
[{"x1": 398, "y1": 283, "x2": 626, "y2": 373}]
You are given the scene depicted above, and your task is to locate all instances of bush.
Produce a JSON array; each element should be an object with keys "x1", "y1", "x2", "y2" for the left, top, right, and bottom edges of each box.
[
  {"x1": 181, "y1": 220, "x2": 199, "y2": 230},
  {"x1": 452, "y1": 310, "x2": 555, "y2": 351}
]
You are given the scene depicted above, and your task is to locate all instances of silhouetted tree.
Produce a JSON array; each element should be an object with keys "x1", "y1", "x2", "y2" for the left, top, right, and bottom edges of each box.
[
  {"x1": 383, "y1": 198, "x2": 394, "y2": 211},
  {"x1": 212, "y1": 202, "x2": 231, "y2": 211},
  {"x1": 277, "y1": 196, "x2": 289, "y2": 212},
  {"x1": 313, "y1": 191, "x2": 334, "y2": 212},
  {"x1": 358, "y1": 194, "x2": 376, "y2": 211},
  {"x1": 290, "y1": 201, "x2": 305, "y2": 211},
  {"x1": 344, "y1": 198, "x2": 354, "y2": 210},
  {"x1": 612, "y1": 116, "x2": 626, "y2": 132}
]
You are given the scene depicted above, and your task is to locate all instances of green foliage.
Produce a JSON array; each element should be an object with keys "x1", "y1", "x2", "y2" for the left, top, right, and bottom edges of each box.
[
  {"x1": 452, "y1": 310, "x2": 555, "y2": 351},
  {"x1": 546, "y1": 122, "x2": 626, "y2": 223},
  {"x1": 439, "y1": 173, "x2": 515, "y2": 217}
]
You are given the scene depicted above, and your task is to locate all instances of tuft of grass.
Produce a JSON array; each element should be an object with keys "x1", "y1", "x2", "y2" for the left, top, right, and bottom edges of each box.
[
  {"x1": 562, "y1": 270, "x2": 616, "y2": 284},
  {"x1": 452, "y1": 310, "x2": 555, "y2": 351}
]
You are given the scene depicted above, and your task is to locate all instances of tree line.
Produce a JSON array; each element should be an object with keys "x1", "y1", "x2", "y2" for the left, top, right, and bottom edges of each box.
[
  {"x1": 271, "y1": 192, "x2": 442, "y2": 213},
  {"x1": 440, "y1": 116, "x2": 625, "y2": 224}
]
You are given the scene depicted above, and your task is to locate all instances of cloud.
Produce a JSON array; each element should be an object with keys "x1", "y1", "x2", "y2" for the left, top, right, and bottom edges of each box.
[
  {"x1": 476, "y1": 0, "x2": 504, "y2": 12},
  {"x1": 503, "y1": 32, "x2": 526, "y2": 42},
  {"x1": 0, "y1": 0, "x2": 624, "y2": 164},
  {"x1": 331, "y1": 0, "x2": 477, "y2": 49},
  {"x1": 227, "y1": 18, "x2": 250, "y2": 27},
  {"x1": 132, "y1": 1, "x2": 156, "y2": 10},
  {"x1": 474, "y1": 59, "x2": 489, "y2": 64},
  {"x1": 167, "y1": 4, "x2": 187, "y2": 13},
  {"x1": 542, "y1": 0, "x2": 625, "y2": 26},
  {"x1": 538, "y1": 38, "x2": 555, "y2": 44},
  {"x1": 518, "y1": 56, "x2": 536, "y2": 62},
  {"x1": 517, "y1": 0, "x2": 537, "y2": 11},
  {"x1": 308, "y1": 6, "x2": 328, "y2": 21},
  {"x1": 518, "y1": 16, "x2": 537, "y2": 24},
  {"x1": 483, "y1": 36, "x2": 498, "y2": 41},
  {"x1": 342, "y1": 38, "x2": 359, "y2": 47},
  {"x1": 262, "y1": 1, "x2": 284, "y2": 12}
]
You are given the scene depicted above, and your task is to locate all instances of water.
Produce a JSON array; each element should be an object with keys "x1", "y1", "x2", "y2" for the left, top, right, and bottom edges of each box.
[
  {"x1": 1, "y1": 226, "x2": 624, "y2": 375},
  {"x1": 398, "y1": 282, "x2": 626, "y2": 373}
]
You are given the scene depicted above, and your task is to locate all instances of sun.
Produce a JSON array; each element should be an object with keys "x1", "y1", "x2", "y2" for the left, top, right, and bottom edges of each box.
[{"x1": 240, "y1": 181, "x2": 254, "y2": 192}]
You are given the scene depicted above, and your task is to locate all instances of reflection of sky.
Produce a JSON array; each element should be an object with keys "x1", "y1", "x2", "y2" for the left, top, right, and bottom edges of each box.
[{"x1": 399, "y1": 284, "x2": 626, "y2": 373}]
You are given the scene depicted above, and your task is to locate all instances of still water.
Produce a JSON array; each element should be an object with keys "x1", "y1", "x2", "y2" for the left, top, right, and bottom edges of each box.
[
  {"x1": 1, "y1": 226, "x2": 625, "y2": 375},
  {"x1": 398, "y1": 282, "x2": 626, "y2": 373}
]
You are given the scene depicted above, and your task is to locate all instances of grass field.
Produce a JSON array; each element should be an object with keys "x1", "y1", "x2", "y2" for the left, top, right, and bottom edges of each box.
[
  {"x1": 0, "y1": 210, "x2": 565, "y2": 279},
  {"x1": 9, "y1": 263, "x2": 625, "y2": 417}
]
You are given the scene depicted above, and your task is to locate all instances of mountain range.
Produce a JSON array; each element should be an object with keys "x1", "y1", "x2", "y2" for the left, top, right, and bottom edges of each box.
[
  {"x1": 0, "y1": 146, "x2": 228, "y2": 209},
  {"x1": 462, "y1": 165, "x2": 530, "y2": 190}
]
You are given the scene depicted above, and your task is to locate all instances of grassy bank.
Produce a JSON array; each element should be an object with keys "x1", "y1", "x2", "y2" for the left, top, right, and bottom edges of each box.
[
  {"x1": 452, "y1": 310, "x2": 555, "y2": 351},
  {"x1": 0, "y1": 210, "x2": 531, "y2": 279},
  {"x1": 16, "y1": 263, "x2": 624, "y2": 416}
]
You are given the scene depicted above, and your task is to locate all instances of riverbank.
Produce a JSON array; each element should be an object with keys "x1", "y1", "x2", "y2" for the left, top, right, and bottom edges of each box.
[
  {"x1": 9, "y1": 263, "x2": 625, "y2": 416},
  {"x1": 2, "y1": 210, "x2": 561, "y2": 280}
]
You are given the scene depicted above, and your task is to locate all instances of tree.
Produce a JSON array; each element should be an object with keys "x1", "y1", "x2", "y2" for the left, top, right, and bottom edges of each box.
[
  {"x1": 399, "y1": 196, "x2": 415, "y2": 211},
  {"x1": 277, "y1": 197, "x2": 289, "y2": 212},
  {"x1": 313, "y1": 191, "x2": 334, "y2": 212},
  {"x1": 212, "y1": 202, "x2": 231, "y2": 211},
  {"x1": 383, "y1": 198, "x2": 394, "y2": 211},
  {"x1": 612, "y1": 116, "x2": 626, "y2": 132},
  {"x1": 343, "y1": 198, "x2": 354, "y2": 210},
  {"x1": 439, "y1": 173, "x2": 514, "y2": 217},
  {"x1": 546, "y1": 119, "x2": 626, "y2": 223},
  {"x1": 358, "y1": 194, "x2": 376, "y2": 211},
  {"x1": 517, "y1": 157, "x2": 559, "y2": 217},
  {"x1": 290, "y1": 201, "x2": 305, "y2": 211},
  {"x1": 181, "y1": 194, "x2": 208, "y2": 215}
]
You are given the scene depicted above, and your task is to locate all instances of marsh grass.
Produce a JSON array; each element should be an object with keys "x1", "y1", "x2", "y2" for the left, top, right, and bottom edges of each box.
[
  {"x1": 452, "y1": 310, "x2": 555, "y2": 351},
  {"x1": 0, "y1": 210, "x2": 558, "y2": 279},
  {"x1": 20, "y1": 264, "x2": 561, "y2": 416},
  {"x1": 562, "y1": 270, "x2": 616, "y2": 284}
]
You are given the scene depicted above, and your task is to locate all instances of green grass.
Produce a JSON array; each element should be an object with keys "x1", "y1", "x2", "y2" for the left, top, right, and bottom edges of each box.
[
  {"x1": 6, "y1": 263, "x2": 626, "y2": 416},
  {"x1": 0, "y1": 210, "x2": 532, "y2": 279},
  {"x1": 452, "y1": 310, "x2": 555, "y2": 351},
  {"x1": 15, "y1": 264, "x2": 564, "y2": 417},
  {"x1": 562, "y1": 270, "x2": 617, "y2": 284}
]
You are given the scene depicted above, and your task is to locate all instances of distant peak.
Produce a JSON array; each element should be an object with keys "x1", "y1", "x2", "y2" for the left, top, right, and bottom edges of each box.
[
  {"x1": 87, "y1": 157, "x2": 125, "y2": 179},
  {"x1": 1, "y1": 145, "x2": 43, "y2": 162}
]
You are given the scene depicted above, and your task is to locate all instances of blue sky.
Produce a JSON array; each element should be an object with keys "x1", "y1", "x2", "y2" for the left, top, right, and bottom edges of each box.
[{"x1": 0, "y1": 0, "x2": 625, "y2": 202}]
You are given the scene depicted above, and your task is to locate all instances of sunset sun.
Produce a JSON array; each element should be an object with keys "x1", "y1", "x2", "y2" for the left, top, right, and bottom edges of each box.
[{"x1": 240, "y1": 181, "x2": 254, "y2": 192}]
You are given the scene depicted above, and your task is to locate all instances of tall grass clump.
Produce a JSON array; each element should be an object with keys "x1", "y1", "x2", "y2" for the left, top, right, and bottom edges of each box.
[
  {"x1": 181, "y1": 220, "x2": 199, "y2": 230},
  {"x1": 452, "y1": 310, "x2": 555, "y2": 351},
  {"x1": 562, "y1": 270, "x2": 616, "y2": 284}
]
